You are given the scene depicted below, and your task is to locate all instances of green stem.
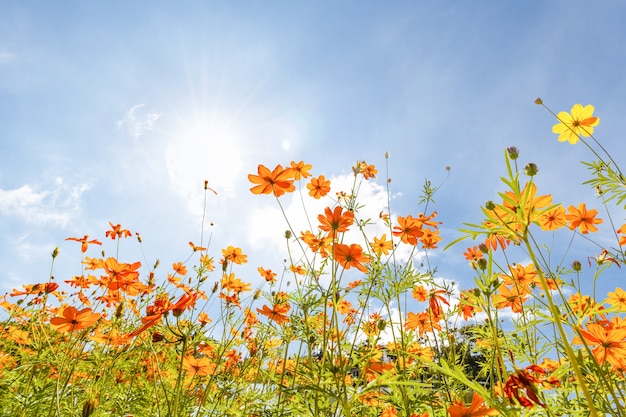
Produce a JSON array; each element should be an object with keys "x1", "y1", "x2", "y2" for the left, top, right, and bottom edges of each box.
[{"x1": 523, "y1": 238, "x2": 599, "y2": 417}]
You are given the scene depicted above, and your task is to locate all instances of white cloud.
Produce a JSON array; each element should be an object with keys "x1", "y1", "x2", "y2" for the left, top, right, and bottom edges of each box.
[
  {"x1": 0, "y1": 179, "x2": 89, "y2": 227},
  {"x1": 117, "y1": 104, "x2": 162, "y2": 139}
]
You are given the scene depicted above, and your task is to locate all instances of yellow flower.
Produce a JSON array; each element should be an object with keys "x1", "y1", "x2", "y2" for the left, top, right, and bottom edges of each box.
[{"x1": 552, "y1": 103, "x2": 600, "y2": 144}]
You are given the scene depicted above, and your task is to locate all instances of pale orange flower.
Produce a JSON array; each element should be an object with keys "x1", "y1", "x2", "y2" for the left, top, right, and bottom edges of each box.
[
  {"x1": 370, "y1": 234, "x2": 393, "y2": 256},
  {"x1": 50, "y1": 306, "x2": 101, "y2": 332},
  {"x1": 307, "y1": 175, "x2": 331, "y2": 199},
  {"x1": 566, "y1": 203, "x2": 602, "y2": 234},
  {"x1": 222, "y1": 246, "x2": 248, "y2": 264},
  {"x1": 290, "y1": 160, "x2": 312, "y2": 180},
  {"x1": 248, "y1": 164, "x2": 295, "y2": 197},
  {"x1": 607, "y1": 288, "x2": 626, "y2": 311},
  {"x1": 221, "y1": 273, "x2": 251, "y2": 293}
]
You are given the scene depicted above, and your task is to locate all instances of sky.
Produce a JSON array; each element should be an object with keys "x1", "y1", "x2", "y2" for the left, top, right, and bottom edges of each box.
[{"x1": 1, "y1": 2, "x2": 625, "y2": 308}]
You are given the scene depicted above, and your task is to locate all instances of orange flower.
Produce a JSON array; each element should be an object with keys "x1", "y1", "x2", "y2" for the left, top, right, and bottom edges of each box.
[
  {"x1": 607, "y1": 288, "x2": 626, "y2": 311},
  {"x1": 617, "y1": 224, "x2": 626, "y2": 246},
  {"x1": 353, "y1": 161, "x2": 378, "y2": 179},
  {"x1": 257, "y1": 303, "x2": 290, "y2": 325},
  {"x1": 258, "y1": 267, "x2": 277, "y2": 283},
  {"x1": 66, "y1": 235, "x2": 102, "y2": 253},
  {"x1": 538, "y1": 205, "x2": 567, "y2": 231},
  {"x1": 566, "y1": 203, "x2": 602, "y2": 234},
  {"x1": 172, "y1": 262, "x2": 187, "y2": 276},
  {"x1": 428, "y1": 288, "x2": 449, "y2": 318},
  {"x1": 574, "y1": 322, "x2": 626, "y2": 368},
  {"x1": 500, "y1": 263, "x2": 538, "y2": 293},
  {"x1": 307, "y1": 175, "x2": 331, "y2": 199},
  {"x1": 463, "y1": 246, "x2": 483, "y2": 261},
  {"x1": 333, "y1": 243, "x2": 370, "y2": 272},
  {"x1": 370, "y1": 234, "x2": 393, "y2": 256},
  {"x1": 248, "y1": 164, "x2": 295, "y2": 197},
  {"x1": 290, "y1": 160, "x2": 312, "y2": 180},
  {"x1": 222, "y1": 246, "x2": 248, "y2": 264},
  {"x1": 221, "y1": 273, "x2": 252, "y2": 293},
  {"x1": 300, "y1": 230, "x2": 332, "y2": 257},
  {"x1": 318, "y1": 206, "x2": 354, "y2": 238},
  {"x1": 503, "y1": 364, "x2": 553, "y2": 408},
  {"x1": 50, "y1": 306, "x2": 101, "y2": 332},
  {"x1": 381, "y1": 406, "x2": 397, "y2": 417},
  {"x1": 103, "y1": 258, "x2": 144, "y2": 295},
  {"x1": 404, "y1": 311, "x2": 441, "y2": 336},
  {"x1": 420, "y1": 228, "x2": 442, "y2": 249},
  {"x1": 393, "y1": 215, "x2": 425, "y2": 245},
  {"x1": 412, "y1": 285, "x2": 428, "y2": 302},
  {"x1": 447, "y1": 392, "x2": 498, "y2": 417},
  {"x1": 105, "y1": 222, "x2": 132, "y2": 240},
  {"x1": 182, "y1": 356, "x2": 216, "y2": 377},
  {"x1": 494, "y1": 284, "x2": 527, "y2": 313}
]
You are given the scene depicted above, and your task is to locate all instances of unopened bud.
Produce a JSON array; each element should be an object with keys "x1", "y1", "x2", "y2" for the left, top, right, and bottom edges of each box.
[
  {"x1": 534, "y1": 97, "x2": 543, "y2": 105},
  {"x1": 524, "y1": 163, "x2": 539, "y2": 177},
  {"x1": 572, "y1": 260, "x2": 582, "y2": 272},
  {"x1": 52, "y1": 247, "x2": 60, "y2": 259},
  {"x1": 478, "y1": 243, "x2": 489, "y2": 253},
  {"x1": 476, "y1": 258, "x2": 488, "y2": 271},
  {"x1": 506, "y1": 147, "x2": 519, "y2": 160},
  {"x1": 485, "y1": 200, "x2": 496, "y2": 210},
  {"x1": 284, "y1": 230, "x2": 292, "y2": 239}
]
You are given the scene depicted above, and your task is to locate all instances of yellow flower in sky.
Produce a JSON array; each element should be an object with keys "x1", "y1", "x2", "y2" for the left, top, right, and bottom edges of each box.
[{"x1": 552, "y1": 103, "x2": 600, "y2": 144}]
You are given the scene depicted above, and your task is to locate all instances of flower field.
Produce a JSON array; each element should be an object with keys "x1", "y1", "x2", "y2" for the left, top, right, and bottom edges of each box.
[{"x1": 1, "y1": 101, "x2": 625, "y2": 416}]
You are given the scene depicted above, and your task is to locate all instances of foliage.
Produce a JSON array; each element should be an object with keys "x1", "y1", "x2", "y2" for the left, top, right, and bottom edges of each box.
[{"x1": 1, "y1": 100, "x2": 626, "y2": 416}]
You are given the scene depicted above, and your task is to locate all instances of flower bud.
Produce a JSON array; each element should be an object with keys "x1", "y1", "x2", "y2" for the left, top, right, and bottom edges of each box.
[
  {"x1": 524, "y1": 163, "x2": 539, "y2": 177},
  {"x1": 478, "y1": 243, "x2": 489, "y2": 253},
  {"x1": 377, "y1": 319, "x2": 387, "y2": 331},
  {"x1": 485, "y1": 200, "x2": 496, "y2": 210},
  {"x1": 284, "y1": 230, "x2": 292, "y2": 239},
  {"x1": 52, "y1": 247, "x2": 60, "y2": 259},
  {"x1": 476, "y1": 258, "x2": 488, "y2": 271},
  {"x1": 572, "y1": 260, "x2": 582, "y2": 272},
  {"x1": 506, "y1": 147, "x2": 519, "y2": 160},
  {"x1": 534, "y1": 97, "x2": 543, "y2": 105}
]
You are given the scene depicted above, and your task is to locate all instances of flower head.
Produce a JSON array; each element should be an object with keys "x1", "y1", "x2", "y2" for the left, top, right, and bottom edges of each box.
[
  {"x1": 307, "y1": 175, "x2": 331, "y2": 199},
  {"x1": 447, "y1": 392, "x2": 498, "y2": 417},
  {"x1": 552, "y1": 104, "x2": 600, "y2": 144},
  {"x1": 248, "y1": 164, "x2": 295, "y2": 197},
  {"x1": 50, "y1": 306, "x2": 101, "y2": 332},
  {"x1": 566, "y1": 203, "x2": 603, "y2": 234}
]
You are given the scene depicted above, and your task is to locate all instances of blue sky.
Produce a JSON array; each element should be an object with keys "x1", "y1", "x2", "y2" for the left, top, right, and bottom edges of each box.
[{"x1": 1, "y1": 2, "x2": 625, "y2": 303}]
